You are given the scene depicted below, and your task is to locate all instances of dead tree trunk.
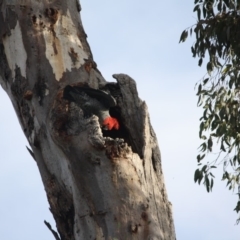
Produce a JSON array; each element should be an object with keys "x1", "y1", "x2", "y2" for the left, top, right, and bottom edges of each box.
[{"x1": 0, "y1": 1, "x2": 176, "y2": 239}]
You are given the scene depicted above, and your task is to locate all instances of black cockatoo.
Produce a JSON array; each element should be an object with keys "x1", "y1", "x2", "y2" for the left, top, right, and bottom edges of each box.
[{"x1": 63, "y1": 85, "x2": 119, "y2": 130}]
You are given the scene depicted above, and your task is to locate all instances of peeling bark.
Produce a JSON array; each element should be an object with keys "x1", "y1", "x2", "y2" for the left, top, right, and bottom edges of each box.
[{"x1": 0, "y1": 1, "x2": 176, "y2": 240}]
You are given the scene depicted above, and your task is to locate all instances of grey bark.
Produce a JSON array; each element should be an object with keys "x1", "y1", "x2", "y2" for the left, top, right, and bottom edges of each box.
[{"x1": 0, "y1": 1, "x2": 176, "y2": 239}]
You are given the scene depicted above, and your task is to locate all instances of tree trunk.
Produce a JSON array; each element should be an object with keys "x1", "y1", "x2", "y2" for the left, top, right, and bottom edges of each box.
[{"x1": 0, "y1": 1, "x2": 176, "y2": 239}]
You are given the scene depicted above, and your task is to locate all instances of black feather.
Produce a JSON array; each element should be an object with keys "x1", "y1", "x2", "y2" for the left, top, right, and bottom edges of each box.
[
  {"x1": 63, "y1": 85, "x2": 116, "y2": 108},
  {"x1": 63, "y1": 85, "x2": 78, "y2": 102}
]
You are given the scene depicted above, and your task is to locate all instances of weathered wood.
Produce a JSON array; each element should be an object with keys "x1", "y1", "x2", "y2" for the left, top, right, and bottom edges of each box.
[{"x1": 0, "y1": 1, "x2": 175, "y2": 239}]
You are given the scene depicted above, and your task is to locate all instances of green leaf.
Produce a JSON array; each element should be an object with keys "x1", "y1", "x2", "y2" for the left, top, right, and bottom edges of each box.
[
  {"x1": 193, "y1": 4, "x2": 200, "y2": 12},
  {"x1": 208, "y1": 137, "x2": 213, "y2": 151},
  {"x1": 219, "y1": 108, "x2": 227, "y2": 121},
  {"x1": 217, "y1": 1, "x2": 222, "y2": 11},
  {"x1": 198, "y1": 58, "x2": 203, "y2": 66},
  {"x1": 203, "y1": 108, "x2": 208, "y2": 120},
  {"x1": 228, "y1": 144, "x2": 234, "y2": 153},
  {"x1": 198, "y1": 171, "x2": 203, "y2": 184},
  {"x1": 222, "y1": 171, "x2": 230, "y2": 180},
  {"x1": 223, "y1": 0, "x2": 230, "y2": 8},
  {"x1": 197, "y1": 94, "x2": 202, "y2": 106},
  {"x1": 234, "y1": 201, "x2": 240, "y2": 213},
  {"x1": 222, "y1": 64, "x2": 232, "y2": 74},
  {"x1": 196, "y1": 84, "x2": 202, "y2": 95},
  {"x1": 203, "y1": 78, "x2": 209, "y2": 85},
  {"x1": 179, "y1": 30, "x2": 188, "y2": 43},
  {"x1": 207, "y1": 62, "x2": 213, "y2": 73},
  {"x1": 203, "y1": 6, "x2": 206, "y2": 18},
  {"x1": 211, "y1": 120, "x2": 218, "y2": 131},
  {"x1": 229, "y1": 77, "x2": 234, "y2": 89},
  {"x1": 191, "y1": 46, "x2": 196, "y2": 56},
  {"x1": 197, "y1": 154, "x2": 206, "y2": 162},
  {"x1": 201, "y1": 135, "x2": 207, "y2": 140},
  {"x1": 210, "y1": 178, "x2": 214, "y2": 189},
  {"x1": 223, "y1": 4, "x2": 226, "y2": 12},
  {"x1": 210, "y1": 172, "x2": 215, "y2": 178},
  {"x1": 205, "y1": 175, "x2": 210, "y2": 192},
  {"x1": 200, "y1": 142, "x2": 207, "y2": 152},
  {"x1": 194, "y1": 169, "x2": 204, "y2": 185},
  {"x1": 202, "y1": 164, "x2": 208, "y2": 172},
  {"x1": 199, "y1": 122, "x2": 205, "y2": 137},
  {"x1": 197, "y1": 8, "x2": 201, "y2": 21},
  {"x1": 221, "y1": 140, "x2": 226, "y2": 152},
  {"x1": 194, "y1": 169, "x2": 201, "y2": 182}
]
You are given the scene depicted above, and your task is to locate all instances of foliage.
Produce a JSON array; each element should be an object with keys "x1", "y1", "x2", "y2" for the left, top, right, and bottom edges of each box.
[{"x1": 180, "y1": 0, "x2": 240, "y2": 216}]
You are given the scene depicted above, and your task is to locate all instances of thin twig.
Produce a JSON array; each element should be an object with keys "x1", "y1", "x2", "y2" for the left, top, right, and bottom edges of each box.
[
  {"x1": 26, "y1": 146, "x2": 36, "y2": 161},
  {"x1": 44, "y1": 220, "x2": 61, "y2": 240}
]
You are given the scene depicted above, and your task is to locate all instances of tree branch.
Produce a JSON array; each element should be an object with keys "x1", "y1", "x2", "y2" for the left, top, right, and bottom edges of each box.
[
  {"x1": 26, "y1": 146, "x2": 36, "y2": 161},
  {"x1": 44, "y1": 220, "x2": 61, "y2": 240}
]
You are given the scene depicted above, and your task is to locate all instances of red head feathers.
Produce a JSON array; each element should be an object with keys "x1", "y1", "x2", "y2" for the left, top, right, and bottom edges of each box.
[{"x1": 103, "y1": 117, "x2": 120, "y2": 130}]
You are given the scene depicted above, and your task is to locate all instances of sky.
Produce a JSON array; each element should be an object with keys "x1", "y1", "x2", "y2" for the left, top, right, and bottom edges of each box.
[{"x1": 1, "y1": 0, "x2": 240, "y2": 239}]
